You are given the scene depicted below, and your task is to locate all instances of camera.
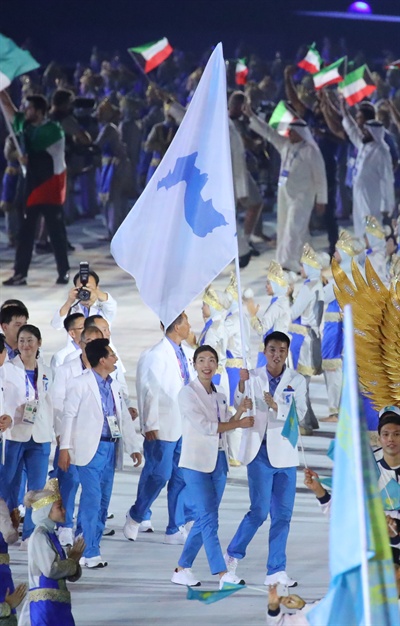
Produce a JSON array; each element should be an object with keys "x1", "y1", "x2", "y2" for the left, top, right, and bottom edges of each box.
[{"x1": 76, "y1": 262, "x2": 91, "y2": 301}]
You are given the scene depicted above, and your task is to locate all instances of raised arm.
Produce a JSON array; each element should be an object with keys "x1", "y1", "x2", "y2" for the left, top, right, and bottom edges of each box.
[{"x1": 284, "y1": 65, "x2": 308, "y2": 118}]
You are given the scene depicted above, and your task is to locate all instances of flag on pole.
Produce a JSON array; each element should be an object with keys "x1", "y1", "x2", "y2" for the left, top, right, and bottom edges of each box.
[
  {"x1": 297, "y1": 43, "x2": 322, "y2": 74},
  {"x1": 339, "y1": 65, "x2": 376, "y2": 106},
  {"x1": 235, "y1": 59, "x2": 248, "y2": 85},
  {"x1": 386, "y1": 59, "x2": 400, "y2": 70},
  {"x1": 187, "y1": 583, "x2": 246, "y2": 604},
  {"x1": 128, "y1": 37, "x2": 173, "y2": 73},
  {"x1": 281, "y1": 397, "x2": 299, "y2": 448},
  {"x1": 308, "y1": 306, "x2": 399, "y2": 626},
  {"x1": 269, "y1": 101, "x2": 297, "y2": 136},
  {"x1": 111, "y1": 44, "x2": 237, "y2": 329},
  {"x1": 0, "y1": 34, "x2": 39, "y2": 91},
  {"x1": 313, "y1": 57, "x2": 347, "y2": 90}
]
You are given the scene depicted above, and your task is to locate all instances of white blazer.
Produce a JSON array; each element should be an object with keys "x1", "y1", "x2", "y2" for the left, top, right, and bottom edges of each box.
[
  {"x1": 59, "y1": 369, "x2": 141, "y2": 468},
  {"x1": 2, "y1": 357, "x2": 54, "y2": 443},
  {"x1": 50, "y1": 357, "x2": 84, "y2": 437},
  {"x1": 50, "y1": 292, "x2": 118, "y2": 330},
  {"x1": 178, "y1": 378, "x2": 230, "y2": 473},
  {"x1": 50, "y1": 339, "x2": 78, "y2": 370},
  {"x1": 236, "y1": 366, "x2": 307, "y2": 468},
  {"x1": 136, "y1": 337, "x2": 195, "y2": 442}
]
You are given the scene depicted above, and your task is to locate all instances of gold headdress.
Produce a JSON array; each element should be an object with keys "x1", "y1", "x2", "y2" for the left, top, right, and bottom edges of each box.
[
  {"x1": 31, "y1": 478, "x2": 61, "y2": 511},
  {"x1": 336, "y1": 229, "x2": 365, "y2": 257},
  {"x1": 300, "y1": 243, "x2": 322, "y2": 270},
  {"x1": 225, "y1": 272, "x2": 238, "y2": 301},
  {"x1": 332, "y1": 256, "x2": 400, "y2": 410},
  {"x1": 266, "y1": 261, "x2": 288, "y2": 288},
  {"x1": 203, "y1": 285, "x2": 226, "y2": 311},
  {"x1": 389, "y1": 256, "x2": 400, "y2": 285},
  {"x1": 365, "y1": 215, "x2": 385, "y2": 240}
]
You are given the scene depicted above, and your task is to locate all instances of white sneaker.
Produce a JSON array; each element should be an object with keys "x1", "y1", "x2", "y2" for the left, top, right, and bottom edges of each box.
[
  {"x1": 123, "y1": 513, "x2": 140, "y2": 541},
  {"x1": 219, "y1": 572, "x2": 245, "y2": 589},
  {"x1": 185, "y1": 520, "x2": 194, "y2": 534},
  {"x1": 80, "y1": 555, "x2": 108, "y2": 569},
  {"x1": 171, "y1": 568, "x2": 201, "y2": 587},
  {"x1": 103, "y1": 526, "x2": 115, "y2": 536},
  {"x1": 18, "y1": 504, "x2": 26, "y2": 519},
  {"x1": 264, "y1": 570, "x2": 297, "y2": 587},
  {"x1": 163, "y1": 526, "x2": 187, "y2": 545},
  {"x1": 139, "y1": 520, "x2": 154, "y2": 533},
  {"x1": 19, "y1": 538, "x2": 29, "y2": 551},
  {"x1": 58, "y1": 527, "x2": 74, "y2": 546},
  {"x1": 224, "y1": 552, "x2": 238, "y2": 575}
]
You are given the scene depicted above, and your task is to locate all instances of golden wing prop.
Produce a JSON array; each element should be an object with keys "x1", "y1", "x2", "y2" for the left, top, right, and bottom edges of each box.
[{"x1": 332, "y1": 256, "x2": 394, "y2": 410}]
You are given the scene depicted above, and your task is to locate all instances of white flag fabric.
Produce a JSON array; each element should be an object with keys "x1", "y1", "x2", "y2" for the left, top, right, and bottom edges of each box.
[{"x1": 111, "y1": 43, "x2": 237, "y2": 328}]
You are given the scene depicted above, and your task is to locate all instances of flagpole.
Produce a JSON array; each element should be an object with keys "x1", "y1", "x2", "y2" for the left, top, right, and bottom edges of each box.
[
  {"x1": 344, "y1": 306, "x2": 371, "y2": 626},
  {"x1": 233, "y1": 253, "x2": 255, "y2": 411},
  {"x1": 297, "y1": 425, "x2": 308, "y2": 468},
  {"x1": 127, "y1": 50, "x2": 152, "y2": 85}
]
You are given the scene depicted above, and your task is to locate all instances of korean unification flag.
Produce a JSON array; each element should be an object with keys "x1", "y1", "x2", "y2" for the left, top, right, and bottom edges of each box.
[{"x1": 111, "y1": 43, "x2": 237, "y2": 329}]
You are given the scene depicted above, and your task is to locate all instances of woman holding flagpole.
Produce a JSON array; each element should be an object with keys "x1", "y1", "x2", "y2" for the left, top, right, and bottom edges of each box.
[{"x1": 170, "y1": 345, "x2": 254, "y2": 588}]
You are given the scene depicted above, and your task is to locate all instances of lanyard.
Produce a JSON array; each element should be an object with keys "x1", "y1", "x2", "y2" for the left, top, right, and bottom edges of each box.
[
  {"x1": 101, "y1": 384, "x2": 116, "y2": 418},
  {"x1": 25, "y1": 369, "x2": 38, "y2": 401},
  {"x1": 216, "y1": 400, "x2": 222, "y2": 440}
]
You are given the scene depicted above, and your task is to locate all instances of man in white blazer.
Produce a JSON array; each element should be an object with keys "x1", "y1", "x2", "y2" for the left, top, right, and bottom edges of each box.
[
  {"x1": 50, "y1": 312, "x2": 85, "y2": 370},
  {"x1": 224, "y1": 331, "x2": 307, "y2": 587},
  {"x1": 51, "y1": 269, "x2": 117, "y2": 330},
  {"x1": 58, "y1": 338, "x2": 142, "y2": 568},
  {"x1": 124, "y1": 312, "x2": 196, "y2": 544},
  {"x1": 50, "y1": 326, "x2": 103, "y2": 546}
]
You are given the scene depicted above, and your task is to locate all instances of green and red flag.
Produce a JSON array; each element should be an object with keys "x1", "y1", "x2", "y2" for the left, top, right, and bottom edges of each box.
[
  {"x1": 297, "y1": 43, "x2": 322, "y2": 74},
  {"x1": 128, "y1": 37, "x2": 173, "y2": 73},
  {"x1": 313, "y1": 57, "x2": 347, "y2": 90},
  {"x1": 269, "y1": 101, "x2": 297, "y2": 136},
  {"x1": 0, "y1": 34, "x2": 39, "y2": 91},
  {"x1": 339, "y1": 65, "x2": 376, "y2": 106},
  {"x1": 235, "y1": 58, "x2": 248, "y2": 85}
]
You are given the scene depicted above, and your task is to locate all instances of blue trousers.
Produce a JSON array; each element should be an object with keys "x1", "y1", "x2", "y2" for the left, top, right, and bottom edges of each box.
[
  {"x1": 2, "y1": 439, "x2": 50, "y2": 539},
  {"x1": 227, "y1": 444, "x2": 296, "y2": 574},
  {"x1": 130, "y1": 438, "x2": 193, "y2": 535},
  {"x1": 77, "y1": 441, "x2": 115, "y2": 558},
  {"x1": 178, "y1": 452, "x2": 227, "y2": 575},
  {"x1": 49, "y1": 446, "x2": 80, "y2": 529}
]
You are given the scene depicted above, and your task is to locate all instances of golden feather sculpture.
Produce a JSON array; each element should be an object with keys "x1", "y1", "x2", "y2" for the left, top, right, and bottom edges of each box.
[{"x1": 332, "y1": 256, "x2": 399, "y2": 410}]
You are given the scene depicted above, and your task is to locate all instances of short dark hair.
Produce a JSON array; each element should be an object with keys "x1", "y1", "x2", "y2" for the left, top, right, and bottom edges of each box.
[
  {"x1": 84, "y1": 314, "x2": 105, "y2": 330},
  {"x1": 63, "y1": 312, "x2": 85, "y2": 332},
  {"x1": 80, "y1": 327, "x2": 103, "y2": 343},
  {"x1": 17, "y1": 324, "x2": 41, "y2": 342},
  {"x1": 52, "y1": 89, "x2": 74, "y2": 108},
  {"x1": 165, "y1": 313, "x2": 185, "y2": 335},
  {"x1": 0, "y1": 333, "x2": 5, "y2": 354},
  {"x1": 264, "y1": 331, "x2": 291, "y2": 349},
  {"x1": 26, "y1": 95, "x2": 48, "y2": 115},
  {"x1": 1, "y1": 299, "x2": 29, "y2": 316},
  {"x1": 194, "y1": 344, "x2": 219, "y2": 363},
  {"x1": 378, "y1": 413, "x2": 400, "y2": 434},
  {"x1": 358, "y1": 102, "x2": 375, "y2": 121},
  {"x1": 85, "y1": 338, "x2": 110, "y2": 367},
  {"x1": 73, "y1": 269, "x2": 100, "y2": 286},
  {"x1": 0, "y1": 305, "x2": 29, "y2": 325}
]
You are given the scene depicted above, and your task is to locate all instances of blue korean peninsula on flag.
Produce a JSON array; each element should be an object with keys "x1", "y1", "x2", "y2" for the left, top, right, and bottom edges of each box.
[{"x1": 111, "y1": 43, "x2": 237, "y2": 328}]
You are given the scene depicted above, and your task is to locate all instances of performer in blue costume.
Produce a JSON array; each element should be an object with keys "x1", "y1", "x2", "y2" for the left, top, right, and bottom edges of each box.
[
  {"x1": 289, "y1": 244, "x2": 327, "y2": 433},
  {"x1": 245, "y1": 261, "x2": 291, "y2": 369},
  {"x1": 0, "y1": 499, "x2": 25, "y2": 625},
  {"x1": 24, "y1": 479, "x2": 84, "y2": 626},
  {"x1": 198, "y1": 285, "x2": 230, "y2": 391},
  {"x1": 321, "y1": 230, "x2": 364, "y2": 422}
]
